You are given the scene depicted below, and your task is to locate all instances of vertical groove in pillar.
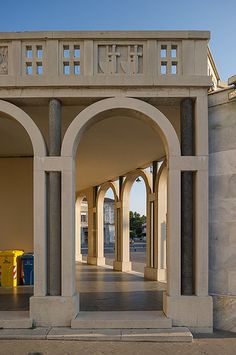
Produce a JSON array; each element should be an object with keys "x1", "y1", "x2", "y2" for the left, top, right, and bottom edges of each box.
[
  {"x1": 117, "y1": 176, "x2": 124, "y2": 262},
  {"x1": 150, "y1": 201, "x2": 154, "y2": 268},
  {"x1": 93, "y1": 186, "x2": 98, "y2": 258},
  {"x1": 180, "y1": 98, "x2": 194, "y2": 295},
  {"x1": 48, "y1": 98, "x2": 61, "y2": 296},
  {"x1": 152, "y1": 161, "x2": 157, "y2": 269}
]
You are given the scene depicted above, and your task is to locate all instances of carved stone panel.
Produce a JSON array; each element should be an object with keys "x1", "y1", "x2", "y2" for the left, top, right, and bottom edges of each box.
[
  {"x1": 98, "y1": 44, "x2": 143, "y2": 75},
  {"x1": 0, "y1": 47, "x2": 8, "y2": 75}
]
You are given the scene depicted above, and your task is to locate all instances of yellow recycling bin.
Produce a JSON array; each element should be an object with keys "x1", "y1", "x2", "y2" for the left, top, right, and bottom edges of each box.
[{"x1": 0, "y1": 250, "x2": 24, "y2": 287}]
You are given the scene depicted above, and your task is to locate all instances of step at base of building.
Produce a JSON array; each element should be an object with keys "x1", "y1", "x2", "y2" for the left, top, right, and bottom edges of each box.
[
  {"x1": 0, "y1": 326, "x2": 193, "y2": 342},
  {"x1": 71, "y1": 311, "x2": 172, "y2": 329},
  {"x1": 49, "y1": 326, "x2": 192, "y2": 342},
  {"x1": 0, "y1": 311, "x2": 32, "y2": 329}
]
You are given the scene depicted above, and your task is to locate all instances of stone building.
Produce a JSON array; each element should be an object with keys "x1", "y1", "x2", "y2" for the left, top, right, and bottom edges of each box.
[
  {"x1": 0, "y1": 30, "x2": 235, "y2": 334},
  {"x1": 80, "y1": 197, "x2": 115, "y2": 244},
  {"x1": 208, "y1": 80, "x2": 236, "y2": 332}
]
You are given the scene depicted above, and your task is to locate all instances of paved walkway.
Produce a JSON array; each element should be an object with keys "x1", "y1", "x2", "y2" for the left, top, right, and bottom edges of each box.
[
  {"x1": 0, "y1": 286, "x2": 32, "y2": 311},
  {"x1": 0, "y1": 255, "x2": 165, "y2": 312},
  {"x1": 1, "y1": 335, "x2": 236, "y2": 355},
  {"x1": 77, "y1": 261, "x2": 165, "y2": 311}
]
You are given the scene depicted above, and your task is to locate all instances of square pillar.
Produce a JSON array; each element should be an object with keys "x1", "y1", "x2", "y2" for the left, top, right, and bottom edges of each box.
[
  {"x1": 33, "y1": 167, "x2": 47, "y2": 296},
  {"x1": 113, "y1": 202, "x2": 131, "y2": 272},
  {"x1": 166, "y1": 166, "x2": 181, "y2": 296},
  {"x1": 75, "y1": 198, "x2": 83, "y2": 262}
]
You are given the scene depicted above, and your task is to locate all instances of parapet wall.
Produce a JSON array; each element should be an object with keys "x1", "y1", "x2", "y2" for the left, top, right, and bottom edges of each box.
[{"x1": 0, "y1": 30, "x2": 210, "y2": 89}]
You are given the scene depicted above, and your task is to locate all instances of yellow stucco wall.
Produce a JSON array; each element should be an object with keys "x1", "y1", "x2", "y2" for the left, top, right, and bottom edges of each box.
[{"x1": 0, "y1": 158, "x2": 33, "y2": 252}]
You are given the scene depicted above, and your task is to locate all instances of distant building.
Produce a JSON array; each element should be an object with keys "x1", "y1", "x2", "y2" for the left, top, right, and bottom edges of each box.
[
  {"x1": 81, "y1": 197, "x2": 115, "y2": 244},
  {"x1": 142, "y1": 223, "x2": 146, "y2": 236},
  {"x1": 103, "y1": 197, "x2": 115, "y2": 244}
]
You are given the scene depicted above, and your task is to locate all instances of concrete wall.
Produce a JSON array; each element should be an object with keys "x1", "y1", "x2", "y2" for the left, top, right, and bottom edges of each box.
[
  {"x1": 208, "y1": 88, "x2": 236, "y2": 332},
  {"x1": 0, "y1": 158, "x2": 33, "y2": 252}
]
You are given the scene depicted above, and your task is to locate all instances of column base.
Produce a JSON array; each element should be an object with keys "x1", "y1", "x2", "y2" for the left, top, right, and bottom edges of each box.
[
  {"x1": 113, "y1": 260, "x2": 132, "y2": 272},
  {"x1": 30, "y1": 293, "x2": 79, "y2": 327},
  {"x1": 163, "y1": 292, "x2": 213, "y2": 333},
  {"x1": 157, "y1": 268, "x2": 167, "y2": 282},
  {"x1": 144, "y1": 267, "x2": 158, "y2": 280},
  {"x1": 75, "y1": 253, "x2": 83, "y2": 262},
  {"x1": 144, "y1": 267, "x2": 167, "y2": 281},
  {"x1": 87, "y1": 256, "x2": 105, "y2": 266}
]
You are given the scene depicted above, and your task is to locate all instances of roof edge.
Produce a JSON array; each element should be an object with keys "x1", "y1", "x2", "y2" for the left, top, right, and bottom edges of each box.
[{"x1": 0, "y1": 30, "x2": 211, "y2": 40}]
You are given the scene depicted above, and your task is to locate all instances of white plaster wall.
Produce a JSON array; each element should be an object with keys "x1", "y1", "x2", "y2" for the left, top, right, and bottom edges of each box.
[
  {"x1": 208, "y1": 89, "x2": 236, "y2": 331},
  {"x1": 0, "y1": 158, "x2": 33, "y2": 252}
]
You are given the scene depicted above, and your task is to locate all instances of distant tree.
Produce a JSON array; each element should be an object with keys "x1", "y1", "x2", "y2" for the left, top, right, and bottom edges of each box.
[{"x1": 129, "y1": 211, "x2": 146, "y2": 240}]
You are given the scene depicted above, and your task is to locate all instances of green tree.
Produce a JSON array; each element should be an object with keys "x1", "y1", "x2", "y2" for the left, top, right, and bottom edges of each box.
[{"x1": 129, "y1": 211, "x2": 146, "y2": 240}]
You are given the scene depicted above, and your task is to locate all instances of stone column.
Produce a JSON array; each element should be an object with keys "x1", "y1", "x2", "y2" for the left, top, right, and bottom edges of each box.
[
  {"x1": 180, "y1": 98, "x2": 194, "y2": 295},
  {"x1": 113, "y1": 176, "x2": 131, "y2": 272},
  {"x1": 48, "y1": 98, "x2": 61, "y2": 296},
  {"x1": 87, "y1": 187, "x2": 98, "y2": 265},
  {"x1": 114, "y1": 202, "x2": 119, "y2": 266},
  {"x1": 157, "y1": 165, "x2": 167, "y2": 282},
  {"x1": 96, "y1": 192, "x2": 106, "y2": 266},
  {"x1": 113, "y1": 177, "x2": 123, "y2": 270},
  {"x1": 151, "y1": 161, "x2": 157, "y2": 269},
  {"x1": 75, "y1": 198, "x2": 82, "y2": 262}
]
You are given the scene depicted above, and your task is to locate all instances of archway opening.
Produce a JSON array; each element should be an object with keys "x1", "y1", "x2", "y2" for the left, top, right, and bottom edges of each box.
[
  {"x1": 81, "y1": 198, "x2": 89, "y2": 256},
  {"x1": 72, "y1": 108, "x2": 171, "y2": 312},
  {"x1": 129, "y1": 175, "x2": 147, "y2": 275},
  {"x1": 103, "y1": 187, "x2": 116, "y2": 267},
  {"x1": 0, "y1": 112, "x2": 34, "y2": 312},
  {"x1": 75, "y1": 196, "x2": 89, "y2": 262},
  {"x1": 156, "y1": 162, "x2": 167, "y2": 283},
  {"x1": 61, "y1": 97, "x2": 181, "y2": 316}
]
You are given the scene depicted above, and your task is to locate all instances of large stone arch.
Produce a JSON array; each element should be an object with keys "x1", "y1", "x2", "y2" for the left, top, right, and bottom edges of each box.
[
  {"x1": 60, "y1": 97, "x2": 181, "y2": 299},
  {"x1": 97, "y1": 181, "x2": 119, "y2": 203},
  {"x1": 121, "y1": 170, "x2": 152, "y2": 199},
  {"x1": 61, "y1": 97, "x2": 180, "y2": 158},
  {"x1": 0, "y1": 99, "x2": 46, "y2": 157},
  {"x1": 0, "y1": 99, "x2": 47, "y2": 298}
]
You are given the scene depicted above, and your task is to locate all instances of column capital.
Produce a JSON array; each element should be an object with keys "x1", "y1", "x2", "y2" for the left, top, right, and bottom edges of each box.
[
  {"x1": 168, "y1": 156, "x2": 208, "y2": 171},
  {"x1": 34, "y1": 156, "x2": 73, "y2": 172}
]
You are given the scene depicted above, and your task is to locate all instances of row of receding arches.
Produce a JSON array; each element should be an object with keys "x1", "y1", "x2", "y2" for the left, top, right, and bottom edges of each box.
[
  {"x1": 0, "y1": 96, "x2": 182, "y2": 301},
  {"x1": 0, "y1": 96, "x2": 211, "y2": 330},
  {"x1": 75, "y1": 164, "x2": 167, "y2": 281}
]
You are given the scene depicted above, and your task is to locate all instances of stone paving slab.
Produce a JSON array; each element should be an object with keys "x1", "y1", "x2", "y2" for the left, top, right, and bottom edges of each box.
[
  {"x1": 121, "y1": 327, "x2": 193, "y2": 342},
  {"x1": 0, "y1": 327, "x2": 50, "y2": 339},
  {"x1": 47, "y1": 327, "x2": 122, "y2": 341},
  {"x1": 0, "y1": 327, "x2": 193, "y2": 342}
]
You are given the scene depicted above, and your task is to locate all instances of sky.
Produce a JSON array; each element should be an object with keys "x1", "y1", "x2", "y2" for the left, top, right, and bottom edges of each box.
[{"x1": 1, "y1": 0, "x2": 235, "y2": 215}]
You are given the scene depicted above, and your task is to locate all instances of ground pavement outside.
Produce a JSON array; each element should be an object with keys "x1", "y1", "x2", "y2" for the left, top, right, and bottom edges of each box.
[
  {"x1": 1, "y1": 249, "x2": 236, "y2": 354},
  {"x1": 1, "y1": 334, "x2": 236, "y2": 355}
]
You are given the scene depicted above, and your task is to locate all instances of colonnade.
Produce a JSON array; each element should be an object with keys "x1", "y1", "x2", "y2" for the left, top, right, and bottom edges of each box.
[
  {"x1": 0, "y1": 96, "x2": 213, "y2": 331},
  {"x1": 75, "y1": 165, "x2": 168, "y2": 281}
]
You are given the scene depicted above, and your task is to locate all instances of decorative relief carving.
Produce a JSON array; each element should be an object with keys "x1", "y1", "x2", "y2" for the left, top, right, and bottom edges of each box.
[
  {"x1": 98, "y1": 44, "x2": 143, "y2": 75},
  {"x1": 0, "y1": 47, "x2": 8, "y2": 75}
]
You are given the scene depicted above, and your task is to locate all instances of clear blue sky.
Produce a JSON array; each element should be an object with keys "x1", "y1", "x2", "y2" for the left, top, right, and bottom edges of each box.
[
  {"x1": 2, "y1": 0, "x2": 235, "y2": 215},
  {"x1": 1, "y1": 0, "x2": 235, "y2": 81}
]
